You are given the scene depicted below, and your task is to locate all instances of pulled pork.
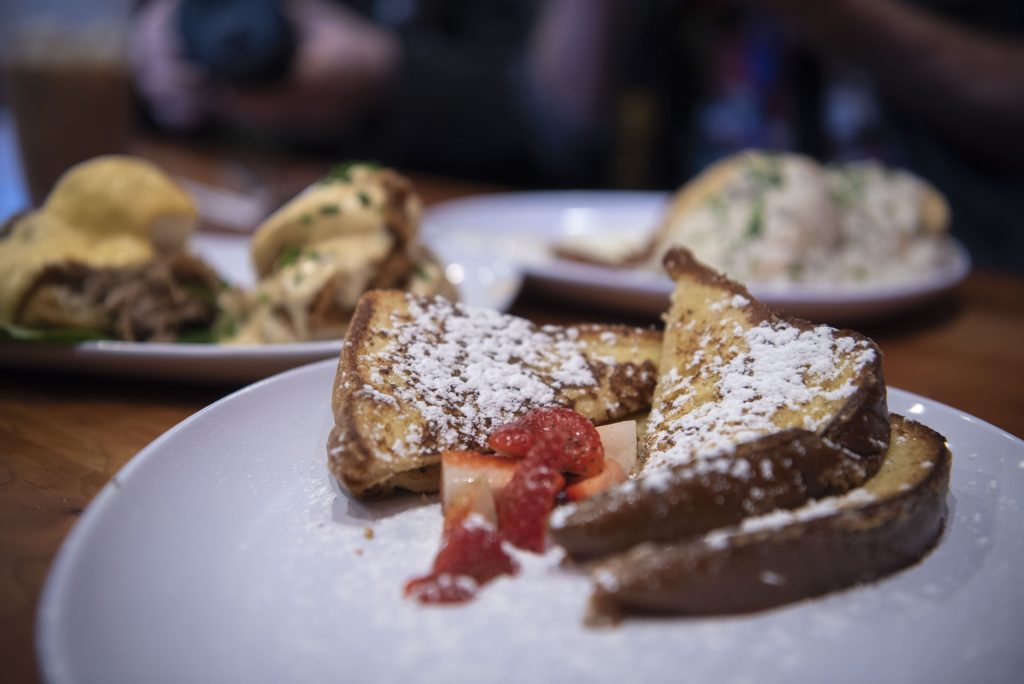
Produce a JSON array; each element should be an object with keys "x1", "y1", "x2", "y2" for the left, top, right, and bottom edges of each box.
[{"x1": 19, "y1": 253, "x2": 223, "y2": 342}]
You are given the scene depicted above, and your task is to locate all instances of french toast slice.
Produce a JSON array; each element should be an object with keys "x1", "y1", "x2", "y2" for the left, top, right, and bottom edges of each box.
[
  {"x1": 550, "y1": 248, "x2": 889, "y2": 558},
  {"x1": 588, "y1": 414, "x2": 951, "y2": 616},
  {"x1": 328, "y1": 291, "x2": 662, "y2": 499}
]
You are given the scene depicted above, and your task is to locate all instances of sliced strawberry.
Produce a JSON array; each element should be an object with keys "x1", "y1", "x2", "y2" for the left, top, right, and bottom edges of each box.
[
  {"x1": 434, "y1": 513, "x2": 516, "y2": 582},
  {"x1": 441, "y1": 450, "x2": 516, "y2": 514},
  {"x1": 404, "y1": 573, "x2": 477, "y2": 603},
  {"x1": 488, "y1": 407, "x2": 604, "y2": 477},
  {"x1": 496, "y1": 462, "x2": 565, "y2": 552},
  {"x1": 406, "y1": 408, "x2": 615, "y2": 605},
  {"x1": 564, "y1": 460, "x2": 627, "y2": 502},
  {"x1": 596, "y1": 420, "x2": 637, "y2": 475},
  {"x1": 405, "y1": 483, "x2": 518, "y2": 604}
]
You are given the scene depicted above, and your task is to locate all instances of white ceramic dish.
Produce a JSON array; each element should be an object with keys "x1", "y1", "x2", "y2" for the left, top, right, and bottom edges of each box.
[
  {"x1": 37, "y1": 360, "x2": 1024, "y2": 684},
  {"x1": 423, "y1": 191, "x2": 972, "y2": 322},
  {"x1": 0, "y1": 233, "x2": 521, "y2": 383}
]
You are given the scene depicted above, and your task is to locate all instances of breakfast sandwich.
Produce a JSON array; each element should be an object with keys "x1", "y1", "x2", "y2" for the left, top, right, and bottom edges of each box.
[
  {"x1": 221, "y1": 163, "x2": 455, "y2": 343},
  {"x1": 0, "y1": 155, "x2": 222, "y2": 342}
]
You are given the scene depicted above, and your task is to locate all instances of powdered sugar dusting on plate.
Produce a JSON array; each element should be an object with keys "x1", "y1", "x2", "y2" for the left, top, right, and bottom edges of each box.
[{"x1": 43, "y1": 362, "x2": 1019, "y2": 684}]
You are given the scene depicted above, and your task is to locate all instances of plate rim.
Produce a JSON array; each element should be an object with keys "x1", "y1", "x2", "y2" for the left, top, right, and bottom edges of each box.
[{"x1": 34, "y1": 360, "x2": 332, "y2": 683}]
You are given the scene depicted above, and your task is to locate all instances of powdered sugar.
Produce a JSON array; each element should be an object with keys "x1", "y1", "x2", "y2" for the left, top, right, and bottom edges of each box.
[
  {"x1": 644, "y1": 318, "x2": 875, "y2": 482},
  {"x1": 702, "y1": 489, "x2": 876, "y2": 548},
  {"x1": 363, "y1": 295, "x2": 599, "y2": 449}
]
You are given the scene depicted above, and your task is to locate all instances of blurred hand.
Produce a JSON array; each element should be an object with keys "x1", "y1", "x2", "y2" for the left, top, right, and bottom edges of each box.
[
  {"x1": 129, "y1": 0, "x2": 212, "y2": 130},
  {"x1": 210, "y1": 0, "x2": 399, "y2": 136}
]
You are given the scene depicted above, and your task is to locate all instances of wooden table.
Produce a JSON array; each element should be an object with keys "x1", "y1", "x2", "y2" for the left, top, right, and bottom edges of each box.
[{"x1": 2, "y1": 143, "x2": 1023, "y2": 684}]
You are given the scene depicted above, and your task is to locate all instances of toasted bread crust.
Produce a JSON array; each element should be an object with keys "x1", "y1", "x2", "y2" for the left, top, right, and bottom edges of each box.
[
  {"x1": 663, "y1": 250, "x2": 891, "y2": 467},
  {"x1": 328, "y1": 291, "x2": 662, "y2": 499},
  {"x1": 588, "y1": 415, "x2": 951, "y2": 616},
  {"x1": 551, "y1": 248, "x2": 889, "y2": 559},
  {"x1": 550, "y1": 427, "x2": 881, "y2": 559}
]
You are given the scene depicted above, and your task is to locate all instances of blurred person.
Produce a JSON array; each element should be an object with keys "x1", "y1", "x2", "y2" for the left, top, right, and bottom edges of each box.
[
  {"x1": 130, "y1": 0, "x2": 626, "y2": 186},
  {"x1": 742, "y1": 0, "x2": 1024, "y2": 271}
]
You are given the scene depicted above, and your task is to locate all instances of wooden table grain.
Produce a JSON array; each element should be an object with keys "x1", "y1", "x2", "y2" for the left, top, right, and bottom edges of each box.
[{"x1": 2, "y1": 143, "x2": 1023, "y2": 684}]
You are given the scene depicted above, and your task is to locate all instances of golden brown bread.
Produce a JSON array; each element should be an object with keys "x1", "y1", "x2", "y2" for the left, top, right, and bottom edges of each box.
[
  {"x1": 587, "y1": 414, "x2": 951, "y2": 617},
  {"x1": 328, "y1": 290, "x2": 662, "y2": 499},
  {"x1": 549, "y1": 248, "x2": 889, "y2": 558}
]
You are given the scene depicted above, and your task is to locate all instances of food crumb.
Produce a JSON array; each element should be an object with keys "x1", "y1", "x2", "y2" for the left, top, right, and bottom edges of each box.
[{"x1": 364, "y1": 527, "x2": 375, "y2": 540}]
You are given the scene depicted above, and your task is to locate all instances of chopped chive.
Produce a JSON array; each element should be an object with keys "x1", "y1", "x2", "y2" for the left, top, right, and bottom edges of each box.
[
  {"x1": 745, "y1": 202, "x2": 765, "y2": 239},
  {"x1": 277, "y1": 244, "x2": 302, "y2": 269},
  {"x1": 318, "y1": 160, "x2": 382, "y2": 184}
]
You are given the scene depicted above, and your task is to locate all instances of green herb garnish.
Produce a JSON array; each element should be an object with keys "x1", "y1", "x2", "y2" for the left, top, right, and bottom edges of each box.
[
  {"x1": 299, "y1": 213, "x2": 314, "y2": 225},
  {"x1": 0, "y1": 322, "x2": 108, "y2": 344},
  {"x1": 706, "y1": 194, "x2": 727, "y2": 222},
  {"x1": 211, "y1": 314, "x2": 237, "y2": 341},
  {"x1": 277, "y1": 244, "x2": 302, "y2": 269},
  {"x1": 357, "y1": 191, "x2": 372, "y2": 208},
  {"x1": 176, "y1": 327, "x2": 218, "y2": 344},
  {"x1": 182, "y1": 282, "x2": 217, "y2": 307},
  {"x1": 319, "y1": 204, "x2": 340, "y2": 215},
  {"x1": 319, "y1": 160, "x2": 382, "y2": 184},
  {"x1": 747, "y1": 155, "x2": 784, "y2": 189},
  {"x1": 831, "y1": 166, "x2": 866, "y2": 209},
  {"x1": 745, "y1": 202, "x2": 765, "y2": 240}
]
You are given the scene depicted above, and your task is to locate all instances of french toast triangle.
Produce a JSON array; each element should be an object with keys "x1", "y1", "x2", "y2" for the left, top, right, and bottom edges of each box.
[
  {"x1": 588, "y1": 414, "x2": 952, "y2": 617},
  {"x1": 550, "y1": 247, "x2": 891, "y2": 559},
  {"x1": 327, "y1": 290, "x2": 662, "y2": 499}
]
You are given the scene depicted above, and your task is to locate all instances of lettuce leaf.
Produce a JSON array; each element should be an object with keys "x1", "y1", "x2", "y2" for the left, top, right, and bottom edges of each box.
[{"x1": 0, "y1": 323, "x2": 109, "y2": 344}]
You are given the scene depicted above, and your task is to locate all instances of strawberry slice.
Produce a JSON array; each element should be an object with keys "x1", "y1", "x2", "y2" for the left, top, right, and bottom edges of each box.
[
  {"x1": 565, "y1": 459, "x2": 627, "y2": 502},
  {"x1": 441, "y1": 451, "x2": 516, "y2": 513},
  {"x1": 496, "y1": 462, "x2": 565, "y2": 552},
  {"x1": 596, "y1": 420, "x2": 637, "y2": 475},
  {"x1": 405, "y1": 481, "x2": 518, "y2": 604},
  {"x1": 406, "y1": 408, "x2": 620, "y2": 605},
  {"x1": 488, "y1": 407, "x2": 604, "y2": 477}
]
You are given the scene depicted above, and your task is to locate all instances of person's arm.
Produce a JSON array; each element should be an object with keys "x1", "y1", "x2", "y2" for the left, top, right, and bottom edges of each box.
[
  {"x1": 753, "y1": 0, "x2": 1024, "y2": 168},
  {"x1": 528, "y1": 0, "x2": 627, "y2": 139}
]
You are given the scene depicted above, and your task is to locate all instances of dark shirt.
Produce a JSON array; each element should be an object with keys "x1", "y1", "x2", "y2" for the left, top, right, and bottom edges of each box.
[
  {"x1": 886, "y1": 0, "x2": 1024, "y2": 272},
  {"x1": 174, "y1": 0, "x2": 595, "y2": 186}
]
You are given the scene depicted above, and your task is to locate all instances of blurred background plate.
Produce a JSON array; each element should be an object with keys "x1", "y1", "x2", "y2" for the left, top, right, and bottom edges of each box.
[
  {"x1": 0, "y1": 232, "x2": 521, "y2": 383},
  {"x1": 423, "y1": 191, "x2": 972, "y2": 323}
]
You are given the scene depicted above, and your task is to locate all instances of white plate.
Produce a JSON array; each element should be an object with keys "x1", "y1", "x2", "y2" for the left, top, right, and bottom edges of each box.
[
  {"x1": 423, "y1": 191, "x2": 972, "y2": 322},
  {"x1": 0, "y1": 233, "x2": 521, "y2": 383},
  {"x1": 37, "y1": 360, "x2": 1024, "y2": 684}
]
